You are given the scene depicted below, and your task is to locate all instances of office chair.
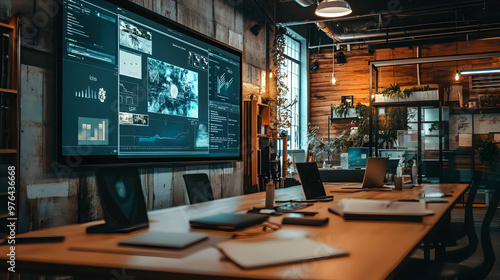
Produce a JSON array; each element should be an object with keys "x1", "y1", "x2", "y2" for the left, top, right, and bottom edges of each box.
[
  {"x1": 419, "y1": 171, "x2": 482, "y2": 262},
  {"x1": 444, "y1": 170, "x2": 482, "y2": 262},
  {"x1": 183, "y1": 173, "x2": 214, "y2": 204},
  {"x1": 396, "y1": 172, "x2": 500, "y2": 280}
]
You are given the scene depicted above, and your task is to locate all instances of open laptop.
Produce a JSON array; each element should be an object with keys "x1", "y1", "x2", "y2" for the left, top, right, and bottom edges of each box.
[
  {"x1": 295, "y1": 162, "x2": 334, "y2": 202},
  {"x1": 89, "y1": 167, "x2": 150, "y2": 234},
  {"x1": 342, "y1": 157, "x2": 390, "y2": 189}
]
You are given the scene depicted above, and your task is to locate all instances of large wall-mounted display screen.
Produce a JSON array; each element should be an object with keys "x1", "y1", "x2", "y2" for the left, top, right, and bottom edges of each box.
[{"x1": 59, "y1": 0, "x2": 242, "y2": 164}]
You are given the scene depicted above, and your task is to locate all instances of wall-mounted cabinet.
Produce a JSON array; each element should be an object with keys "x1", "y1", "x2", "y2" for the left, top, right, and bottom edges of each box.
[{"x1": 0, "y1": 16, "x2": 20, "y2": 237}]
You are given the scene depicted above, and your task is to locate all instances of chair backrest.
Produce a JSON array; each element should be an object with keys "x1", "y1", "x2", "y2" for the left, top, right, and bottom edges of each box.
[
  {"x1": 447, "y1": 170, "x2": 482, "y2": 262},
  {"x1": 462, "y1": 171, "x2": 499, "y2": 279},
  {"x1": 474, "y1": 174, "x2": 500, "y2": 279},
  {"x1": 183, "y1": 173, "x2": 214, "y2": 204}
]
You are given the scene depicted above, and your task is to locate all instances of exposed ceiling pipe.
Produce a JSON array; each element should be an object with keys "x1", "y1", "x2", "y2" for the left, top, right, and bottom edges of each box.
[
  {"x1": 281, "y1": 0, "x2": 484, "y2": 26},
  {"x1": 308, "y1": 26, "x2": 500, "y2": 48},
  {"x1": 316, "y1": 21, "x2": 343, "y2": 42},
  {"x1": 294, "y1": 0, "x2": 315, "y2": 7},
  {"x1": 319, "y1": 22, "x2": 500, "y2": 42}
]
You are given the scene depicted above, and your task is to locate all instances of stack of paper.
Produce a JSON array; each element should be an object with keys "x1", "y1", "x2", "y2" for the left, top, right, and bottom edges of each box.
[{"x1": 329, "y1": 198, "x2": 434, "y2": 221}]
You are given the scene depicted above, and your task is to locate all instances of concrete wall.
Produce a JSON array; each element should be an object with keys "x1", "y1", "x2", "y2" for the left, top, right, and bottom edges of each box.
[{"x1": 16, "y1": 0, "x2": 271, "y2": 232}]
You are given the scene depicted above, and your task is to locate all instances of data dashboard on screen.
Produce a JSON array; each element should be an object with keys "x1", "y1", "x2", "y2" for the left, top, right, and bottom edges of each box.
[{"x1": 59, "y1": 0, "x2": 242, "y2": 163}]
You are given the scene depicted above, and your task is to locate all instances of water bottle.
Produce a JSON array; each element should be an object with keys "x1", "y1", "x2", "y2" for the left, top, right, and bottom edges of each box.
[
  {"x1": 412, "y1": 159, "x2": 418, "y2": 186},
  {"x1": 265, "y1": 184, "x2": 275, "y2": 208}
]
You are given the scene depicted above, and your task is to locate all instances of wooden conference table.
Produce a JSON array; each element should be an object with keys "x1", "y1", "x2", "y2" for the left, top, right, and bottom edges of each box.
[{"x1": 0, "y1": 183, "x2": 468, "y2": 280}]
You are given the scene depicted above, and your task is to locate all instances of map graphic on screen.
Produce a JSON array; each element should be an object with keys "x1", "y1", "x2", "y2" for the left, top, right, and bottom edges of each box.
[
  {"x1": 147, "y1": 58, "x2": 199, "y2": 118},
  {"x1": 60, "y1": 0, "x2": 241, "y2": 164}
]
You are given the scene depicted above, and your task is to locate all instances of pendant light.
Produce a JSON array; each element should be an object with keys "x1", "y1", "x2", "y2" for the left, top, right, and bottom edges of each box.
[{"x1": 315, "y1": 0, "x2": 352, "y2": 18}]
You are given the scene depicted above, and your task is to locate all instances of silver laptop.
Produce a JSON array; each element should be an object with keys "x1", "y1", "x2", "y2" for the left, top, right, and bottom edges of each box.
[{"x1": 342, "y1": 157, "x2": 389, "y2": 189}]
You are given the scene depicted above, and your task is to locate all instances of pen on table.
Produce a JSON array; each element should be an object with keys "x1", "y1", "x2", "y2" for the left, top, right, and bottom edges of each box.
[{"x1": 291, "y1": 211, "x2": 318, "y2": 216}]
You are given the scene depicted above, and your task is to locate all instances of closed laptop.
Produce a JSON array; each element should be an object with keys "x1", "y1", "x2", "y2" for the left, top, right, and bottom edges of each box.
[
  {"x1": 119, "y1": 231, "x2": 208, "y2": 249},
  {"x1": 189, "y1": 213, "x2": 268, "y2": 231}
]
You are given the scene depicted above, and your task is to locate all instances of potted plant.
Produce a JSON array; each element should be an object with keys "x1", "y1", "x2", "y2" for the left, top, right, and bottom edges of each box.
[
  {"x1": 375, "y1": 84, "x2": 439, "y2": 103},
  {"x1": 478, "y1": 139, "x2": 499, "y2": 171},
  {"x1": 347, "y1": 103, "x2": 370, "y2": 147},
  {"x1": 377, "y1": 106, "x2": 410, "y2": 148},
  {"x1": 307, "y1": 125, "x2": 352, "y2": 167}
]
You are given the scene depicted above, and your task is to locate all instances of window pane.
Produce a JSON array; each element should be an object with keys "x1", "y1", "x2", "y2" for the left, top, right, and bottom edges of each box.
[{"x1": 281, "y1": 35, "x2": 300, "y2": 150}]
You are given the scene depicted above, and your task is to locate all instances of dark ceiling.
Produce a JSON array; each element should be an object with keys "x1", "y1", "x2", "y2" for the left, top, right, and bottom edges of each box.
[{"x1": 276, "y1": 0, "x2": 500, "y2": 49}]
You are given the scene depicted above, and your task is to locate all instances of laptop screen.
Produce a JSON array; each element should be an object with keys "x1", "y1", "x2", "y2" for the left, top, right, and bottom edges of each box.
[
  {"x1": 91, "y1": 167, "x2": 149, "y2": 233},
  {"x1": 296, "y1": 162, "x2": 327, "y2": 199},
  {"x1": 362, "y1": 157, "x2": 389, "y2": 188}
]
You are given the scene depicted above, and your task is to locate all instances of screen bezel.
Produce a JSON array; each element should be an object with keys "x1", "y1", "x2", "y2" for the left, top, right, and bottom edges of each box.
[{"x1": 56, "y1": 0, "x2": 243, "y2": 166}]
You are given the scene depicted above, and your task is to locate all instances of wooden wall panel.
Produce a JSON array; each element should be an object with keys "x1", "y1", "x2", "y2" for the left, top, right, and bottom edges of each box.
[
  {"x1": 309, "y1": 48, "x2": 372, "y2": 141},
  {"x1": 309, "y1": 39, "x2": 500, "y2": 142}
]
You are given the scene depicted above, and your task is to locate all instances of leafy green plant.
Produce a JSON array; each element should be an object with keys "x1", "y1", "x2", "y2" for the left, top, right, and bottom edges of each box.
[
  {"x1": 378, "y1": 83, "x2": 412, "y2": 98},
  {"x1": 333, "y1": 103, "x2": 349, "y2": 118},
  {"x1": 409, "y1": 85, "x2": 430, "y2": 92},
  {"x1": 307, "y1": 125, "x2": 328, "y2": 161},
  {"x1": 478, "y1": 139, "x2": 499, "y2": 169},
  {"x1": 378, "y1": 84, "x2": 434, "y2": 99},
  {"x1": 347, "y1": 103, "x2": 370, "y2": 147},
  {"x1": 308, "y1": 125, "x2": 352, "y2": 163},
  {"x1": 429, "y1": 121, "x2": 439, "y2": 132},
  {"x1": 378, "y1": 107, "x2": 410, "y2": 144},
  {"x1": 271, "y1": 27, "x2": 297, "y2": 136}
]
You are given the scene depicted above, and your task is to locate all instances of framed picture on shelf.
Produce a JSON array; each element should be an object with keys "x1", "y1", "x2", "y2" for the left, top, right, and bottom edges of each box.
[
  {"x1": 341, "y1": 95, "x2": 353, "y2": 107},
  {"x1": 467, "y1": 98, "x2": 478, "y2": 108}
]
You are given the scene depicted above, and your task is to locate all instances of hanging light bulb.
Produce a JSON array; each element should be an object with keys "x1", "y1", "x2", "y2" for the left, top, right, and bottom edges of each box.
[
  {"x1": 455, "y1": 70, "x2": 460, "y2": 81},
  {"x1": 331, "y1": 48, "x2": 336, "y2": 85},
  {"x1": 269, "y1": 71, "x2": 273, "y2": 78}
]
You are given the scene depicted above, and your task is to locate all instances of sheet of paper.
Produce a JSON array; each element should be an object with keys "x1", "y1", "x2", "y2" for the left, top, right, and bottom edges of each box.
[
  {"x1": 458, "y1": 133, "x2": 473, "y2": 147},
  {"x1": 494, "y1": 133, "x2": 500, "y2": 143}
]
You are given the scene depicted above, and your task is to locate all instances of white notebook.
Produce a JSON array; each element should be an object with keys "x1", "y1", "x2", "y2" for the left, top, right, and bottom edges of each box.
[
  {"x1": 329, "y1": 198, "x2": 434, "y2": 219},
  {"x1": 216, "y1": 237, "x2": 348, "y2": 269}
]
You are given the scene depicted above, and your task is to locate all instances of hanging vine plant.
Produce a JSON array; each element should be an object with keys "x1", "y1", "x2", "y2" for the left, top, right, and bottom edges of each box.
[{"x1": 271, "y1": 27, "x2": 297, "y2": 137}]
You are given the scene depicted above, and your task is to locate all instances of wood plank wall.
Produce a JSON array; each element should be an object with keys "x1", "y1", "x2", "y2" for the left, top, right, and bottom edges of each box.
[
  {"x1": 310, "y1": 47, "x2": 373, "y2": 139},
  {"x1": 309, "y1": 39, "x2": 500, "y2": 141}
]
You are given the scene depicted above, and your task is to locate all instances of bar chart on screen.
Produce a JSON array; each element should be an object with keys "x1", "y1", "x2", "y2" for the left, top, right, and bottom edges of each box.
[{"x1": 77, "y1": 117, "x2": 109, "y2": 145}]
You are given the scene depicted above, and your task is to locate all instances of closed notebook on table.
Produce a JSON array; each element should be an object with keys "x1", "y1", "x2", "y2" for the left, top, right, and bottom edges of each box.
[{"x1": 216, "y1": 237, "x2": 348, "y2": 269}]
